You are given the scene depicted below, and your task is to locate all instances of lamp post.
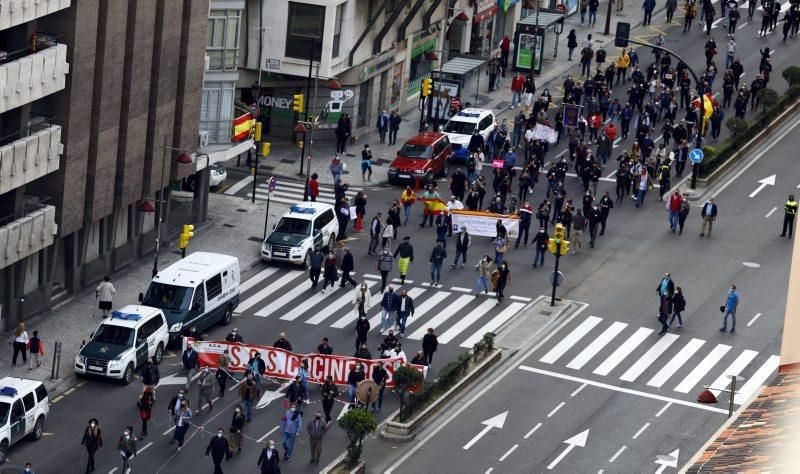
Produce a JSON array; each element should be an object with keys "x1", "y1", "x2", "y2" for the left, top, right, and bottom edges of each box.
[
  {"x1": 294, "y1": 123, "x2": 309, "y2": 200},
  {"x1": 145, "y1": 134, "x2": 170, "y2": 278}
]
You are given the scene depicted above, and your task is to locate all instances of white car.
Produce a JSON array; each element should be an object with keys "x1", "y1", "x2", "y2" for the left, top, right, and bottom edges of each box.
[
  {"x1": 262, "y1": 202, "x2": 339, "y2": 268},
  {"x1": 74, "y1": 305, "x2": 169, "y2": 385},
  {"x1": 441, "y1": 108, "x2": 495, "y2": 163},
  {"x1": 0, "y1": 377, "x2": 49, "y2": 464},
  {"x1": 209, "y1": 162, "x2": 227, "y2": 187}
]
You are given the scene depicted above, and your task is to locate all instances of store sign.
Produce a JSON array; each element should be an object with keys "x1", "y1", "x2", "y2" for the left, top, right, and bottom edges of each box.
[
  {"x1": 498, "y1": 0, "x2": 520, "y2": 12},
  {"x1": 411, "y1": 32, "x2": 438, "y2": 58},
  {"x1": 264, "y1": 58, "x2": 281, "y2": 70},
  {"x1": 475, "y1": 0, "x2": 499, "y2": 22},
  {"x1": 358, "y1": 54, "x2": 395, "y2": 82}
]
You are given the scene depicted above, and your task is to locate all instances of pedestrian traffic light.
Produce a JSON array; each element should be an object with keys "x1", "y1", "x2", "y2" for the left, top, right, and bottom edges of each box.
[
  {"x1": 254, "y1": 122, "x2": 262, "y2": 142},
  {"x1": 421, "y1": 78, "x2": 433, "y2": 97},
  {"x1": 292, "y1": 94, "x2": 304, "y2": 112},
  {"x1": 261, "y1": 142, "x2": 271, "y2": 157},
  {"x1": 615, "y1": 22, "x2": 631, "y2": 48},
  {"x1": 553, "y1": 223, "x2": 566, "y2": 241},
  {"x1": 178, "y1": 224, "x2": 194, "y2": 252},
  {"x1": 549, "y1": 223, "x2": 570, "y2": 255}
]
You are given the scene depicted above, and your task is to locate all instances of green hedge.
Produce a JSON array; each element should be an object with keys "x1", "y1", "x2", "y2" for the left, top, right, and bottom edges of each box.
[
  {"x1": 698, "y1": 85, "x2": 800, "y2": 179},
  {"x1": 399, "y1": 332, "x2": 496, "y2": 421}
]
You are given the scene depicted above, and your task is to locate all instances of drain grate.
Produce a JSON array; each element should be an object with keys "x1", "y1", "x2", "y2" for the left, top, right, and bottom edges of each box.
[
  {"x1": 236, "y1": 209, "x2": 247, "y2": 212},
  {"x1": 223, "y1": 223, "x2": 235, "y2": 228},
  {"x1": 247, "y1": 236, "x2": 262, "y2": 242}
]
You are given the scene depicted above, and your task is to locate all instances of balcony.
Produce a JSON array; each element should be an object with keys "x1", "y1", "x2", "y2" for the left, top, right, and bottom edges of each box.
[
  {"x1": 0, "y1": 0, "x2": 71, "y2": 32},
  {"x1": 0, "y1": 37, "x2": 68, "y2": 114},
  {"x1": 0, "y1": 123, "x2": 62, "y2": 194},
  {"x1": 0, "y1": 201, "x2": 56, "y2": 269}
]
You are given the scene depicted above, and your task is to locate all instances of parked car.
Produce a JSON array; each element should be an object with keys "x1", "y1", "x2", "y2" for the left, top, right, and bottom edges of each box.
[
  {"x1": 387, "y1": 132, "x2": 452, "y2": 185},
  {"x1": 441, "y1": 108, "x2": 495, "y2": 163},
  {"x1": 184, "y1": 162, "x2": 227, "y2": 191}
]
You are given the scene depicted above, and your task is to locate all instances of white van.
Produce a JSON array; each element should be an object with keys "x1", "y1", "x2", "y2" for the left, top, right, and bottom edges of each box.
[
  {"x1": 140, "y1": 252, "x2": 240, "y2": 344},
  {"x1": 442, "y1": 107, "x2": 496, "y2": 163},
  {"x1": 0, "y1": 378, "x2": 49, "y2": 464},
  {"x1": 74, "y1": 305, "x2": 170, "y2": 384},
  {"x1": 261, "y1": 202, "x2": 339, "y2": 268}
]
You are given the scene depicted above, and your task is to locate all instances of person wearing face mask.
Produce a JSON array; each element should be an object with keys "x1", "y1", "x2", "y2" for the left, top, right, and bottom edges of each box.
[
  {"x1": 247, "y1": 352, "x2": 267, "y2": 392},
  {"x1": 239, "y1": 374, "x2": 261, "y2": 422},
  {"x1": 587, "y1": 204, "x2": 602, "y2": 248},
  {"x1": 117, "y1": 426, "x2": 137, "y2": 473},
  {"x1": 137, "y1": 387, "x2": 154, "y2": 439},
  {"x1": 320, "y1": 376, "x2": 339, "y2": 423},
  {"x1": 532, "y1": 227, "x2": 549, "y2": 268},
  {"x1": 225, "y1": 328, "x2": 243, "y2": 344},
  {"x1": 20, "y1": 463, "x2": 34, "y2": 474},
  {"x1": 229, "y1": 405, "x2": 246, "y2": 455},
  {"x1": 354, "y1": 343, "x2": 372, "y2": 360},
  {"x1": 216, "y1": 349, "x2": 231, "y2": 397},
  {"x1": 317, "y1": 337, "x2": 333, "y2": 355},
  {"x1": 393, "y1": 343, "x2": 407, "y2": 363},
  {"x1": 81, "y1": 418, "x2": 103, "y2": 473},
  {"x1": 258, "y1": 440, "x2": 281, "y2": 473},
  {"x1": 196, "y1": 365, "x2": 215, "y2": 414},
  {"x1": 347, "y1": 363, "x2": 366, "y2": 406},
  {"x1": 306, "y1": 411, "x2": 328, "y2": 465},
  {"x1": 181, "y1": 344, "x2": 199, "y2": 390},
  {"x1": 273, "y1": 332, "x2": 293, "y2": 351},
  {"x1": 140, "y1": 357, "x2": 159, "y2": 396},
  {"x1": 720, "y1": 284, "x2": 740, "y2": 333},
  {"x1": 371, "y1": 361, "x2": 389, "y2": 412},
  {"x1": 495, "y1": 262, "x2": 511, "y2": 304},
  {"x1": 285, "y1": 375, "x2": 308, "y2": 409},
  {"x1": 168, "y1": 389, "x2": 189, "y2": 422},
  {"x1": 475, "y1": 255, "x2": 495, "y2": 296},
  {"x1": 280, "y1": 403, "x2": 303, "y2": 461},
  {"x1": 172, "y1": 401, "x2": 192, "y2": 450},
  {"x1": 205, "y1": 428, "x2": 231, "y2": 473}
]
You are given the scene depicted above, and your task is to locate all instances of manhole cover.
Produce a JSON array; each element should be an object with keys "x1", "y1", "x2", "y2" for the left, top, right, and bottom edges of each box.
[
  {"x1": 223, "y1": 223, "x2": 235, "y2": 228},
  {"x1": 540, "y1": 310, "x2": 552, "y2": 316},
  {"x1": 236, "y1": 209, "x2": 247, "y2": 212},
  {"x1": 247, "y1": 236, "x2": 262, "y2": 242}
]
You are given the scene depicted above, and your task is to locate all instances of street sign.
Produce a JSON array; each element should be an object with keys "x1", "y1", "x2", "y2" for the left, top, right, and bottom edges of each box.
[
  {"x1": 267, "y1": 176, "x2": 277, "y2": 192},
  {"x1": 549, "y1": 271, "x2": 565, "y2": 287},
  {"x1": 689, "y1": 148, "x2": 704, "y2": 164},
  {"x1": 265, "y1": 58, "x2": 281, "y2": 70}
]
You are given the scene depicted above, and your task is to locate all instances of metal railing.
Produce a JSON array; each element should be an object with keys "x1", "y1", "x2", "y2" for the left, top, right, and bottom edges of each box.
[{"x1": 0, "y1": 33, "x2": 60, "y2": 65}]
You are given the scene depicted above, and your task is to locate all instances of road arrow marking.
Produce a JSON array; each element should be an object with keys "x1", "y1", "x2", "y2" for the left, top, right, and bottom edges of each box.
[
  {"x1": 547, "y1": 429, "x2": 589, "y2": 470},
  {"x1": 655, "y1": 449, "x2": 679, "y2": 473},
  {"x1": 462, "y1": 411, "x2": 508, "y2": 450},
  {"x1": 749, "y1": 174, "x2": 776, "y2": 198}
]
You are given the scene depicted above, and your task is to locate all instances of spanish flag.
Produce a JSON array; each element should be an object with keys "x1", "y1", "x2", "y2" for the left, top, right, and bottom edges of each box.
[
  {"x1": 420, "y1": 197, "x2": 448, "y2": 215},
  {"x1": 692, "y1": 93, "x2": 716, "y2": 118},
  {"x1": 232, "y1": 113, "x2": 255, "y2": 142}
]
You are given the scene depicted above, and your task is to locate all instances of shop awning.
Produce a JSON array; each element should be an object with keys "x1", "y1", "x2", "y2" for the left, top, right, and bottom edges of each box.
[
  {"x1": 517, "y1": 11, "x2": 565, "y2": 29},
  {"x1": 439, "y1": 56, "x2": 486, "y2": 76}
]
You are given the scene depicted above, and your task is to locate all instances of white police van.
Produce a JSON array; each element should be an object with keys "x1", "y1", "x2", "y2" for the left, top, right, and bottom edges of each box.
[
  {"x1": 0, "y1": 378, "x2": 49, "y2": 464},
  {"x1": 75, "y1": 305, "x2": 170, "y2": 385},
  {"x1": 261, "y1": 202, "x2": 339, "y2": 268},
  {"x1": 441, "y1": 108, "x2": 495, "y2": 163},
  {"x1": 140, "y1": 252, "x2": 240, "y2": 345}
]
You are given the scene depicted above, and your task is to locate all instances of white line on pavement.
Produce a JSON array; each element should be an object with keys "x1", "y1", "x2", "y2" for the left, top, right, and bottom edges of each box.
[
  {"x1": 257, "y1": 425, "x2": 280, "y2": 443},
  {"x1": 570, "y1": 383, "x2": 587, "y2": 397},
  {"x1": 609, "y1": 445, "x2": 627, "y2": 463},
  {"x1": 655, "y1": 401, "x2": 672, "y2": 418},
  {"x1": 747, "y1": 313, "x2": 762, "y2": 327},
  {"x1": 524, "y1": 422, "x2": 543, "y2": 439},
  {"x1": 632, "y1": 422, "x2": 650, "y2": 440},
  {"x1": 486, "y1": 469, "x2": 494, "y2": 474},
  {"x1": 109, "y1": 469, "x2": 117, "y2": 474},
  {"x1": 547, "y1": 402, "x2": 566, "y2": 417},
  {"x1": 450, "y1": 286, "x2": 472, "y2": 292},
  {"x1": 362, "y1": 273, "x2": 381, "y2": 279},
  {"x1": 499, "y1": 444, "x2": 519, "y2": 462},
  {"x1": 510, "y1": 295, "x2": 532, "y2": 302},
  {"x1": 224, "y1": 175, "x2": 254, "y2": 195},
  {"x1": 519, "y1": 366, "x2": 729, "y2": 414},
  {"x1": 138, "y1": 441, "x2": 154, "y2": 453},
  {"x1": 766, "y1": 207, "x2": 778, "y2": 218}
]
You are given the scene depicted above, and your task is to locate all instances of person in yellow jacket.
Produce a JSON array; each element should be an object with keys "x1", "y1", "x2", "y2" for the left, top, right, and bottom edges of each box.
[
  {"x1": 616, "y1": 49, "x2": 630, "y2": 85},
  {"x1": 781, "y1": 194, "x2": 798, "y2": 237},
  {"x1": 400, "y1": 186, "x2": 416, "y2": 224}
]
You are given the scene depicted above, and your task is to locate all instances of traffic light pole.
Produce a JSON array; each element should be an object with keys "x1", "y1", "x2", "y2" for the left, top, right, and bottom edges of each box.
[{"x1": 550, "y1": 240, "x2": 562, "y2": 307}]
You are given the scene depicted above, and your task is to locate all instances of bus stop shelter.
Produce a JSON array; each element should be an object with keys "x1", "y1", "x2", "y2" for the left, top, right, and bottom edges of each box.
[
  {"x1": 430, "y1": 55, "x2": 487, "y2": 125},
  {"x1": 514, "y1": 10, "x2": 566, "y2": 74}
]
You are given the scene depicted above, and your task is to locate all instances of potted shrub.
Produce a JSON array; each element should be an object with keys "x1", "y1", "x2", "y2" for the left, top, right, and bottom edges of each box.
[
  {"x1": 338, "y1": 408, "x2": 377, "y2": 468},
  {"x1": 394, "y1": 365, "x2": 424, "y2": 422}
]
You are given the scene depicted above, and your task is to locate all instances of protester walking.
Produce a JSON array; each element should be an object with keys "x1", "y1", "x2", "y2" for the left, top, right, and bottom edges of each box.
[
  {"x1": 172, "y1": 401, "x2": 192, "y2": 450},
  {"x1": 368, "y1": 212, "x2": 382, "y2": 256},
  {"x1": 495, "y1": 262, "x2": 511, "y2": 304},
  {"x1": 216, "y1": 350, "x2": 231, "y2": 396},
  {"x1": 309, "y1": 246, "x2": 324, "y2": 290},
  {"x1": 258, "y1": 440, "x2": 281, "y2": 473},
  {"x1": 532, "y1": 227, "x2": 549, "y2": 267},
  {"x1": 700, "y1": 197, "x2": 718, "y2": 237},
  {"x1": 475, "y1": 255, "x2": 495, "y2": 295},
  {"x1": 371, "y1": 361, "x2": 389, "y2": 412},
  {"x1": 196, "y1": 366, "x2": 215, "y2": 415},
  {"x1": 96, "y1": 276, "x2": 116, "y2": 318},
  {"x1": 239, "y1": 375, "x2": 261, "y2": 423},
  {"x1": 422, "y1": 328, "x2": 439, "y2": 364},
  {"x1": 393, "y1": 236, "x2": 414, "y2": 283},
  {"x1": 320, "y1": 376, "x2": 339, "y2": 423},
  {"x1": 137, "y1": 387, "x2": 154, "y2": 439},
  {"x1": 81, "y1": 418, "x2": 103, "y2": 474},
  {"x1": 229, "y1": 405, "x2": 246, "y2": 455},
  {"x1": 181, "y1": 344, "x2": 199, "y2": 390},
  {"x1": 451, "y1": 228, "x2": 471, "y2": 268},
  {"x1": 280, "y1": 404, "x2": 302, "y2": 461},
  {"x1": 321, "y1": 251, "x2": 338, "y2": 293},
  {"x1": 118, "y1": 426, "x2": 137, "y2": 473},
  {"x1": 307, "y1": 411, "x2": 327, "y2": 465},
  {"x1": 395, "y1": 289, "x2": 415, "y2": 336},
  {"x1": 720, "y1": 285, "x2": 740, "y2": 333},
  {"x1": 669, "y1": 287, "x2": 686, "y2": 328},
  {"x1": 205, "y1": 428, "x2": 231, "y2": 474},
  {"x1": 429, "y1": 240, "x2": 447, "y2": 286},
  {"x1": 12, "y1": 323, "x2": 28, "y2": 366},
  {"x1": 388, "y1": 110, "x2": 401, "y2": 145},
  {"x1": 376, "y1": 246, "x2": 394, "y2": 291}
]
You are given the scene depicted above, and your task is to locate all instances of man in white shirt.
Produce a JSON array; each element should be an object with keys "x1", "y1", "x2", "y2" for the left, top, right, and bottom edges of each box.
[{"x1": 96, "y1": 276, "x2": 116, "y2": 318}]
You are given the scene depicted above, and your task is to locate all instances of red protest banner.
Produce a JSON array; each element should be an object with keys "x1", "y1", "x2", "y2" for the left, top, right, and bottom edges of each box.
[
  {"x1": 492, "y1": 159, "x2": 505, "y2": 169},
  {"x1": 185, "y1": 338, "x2": 426, "y2": 388}
]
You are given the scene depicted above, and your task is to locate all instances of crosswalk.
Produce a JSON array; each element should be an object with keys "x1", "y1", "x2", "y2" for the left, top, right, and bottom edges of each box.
[
  {"x1": 534, "y1": 315, "x2": 780, "y2": 405},
  {"x1": 246, "y1": 178, "x2": 362, "y2": 206},
  {"x1": 234, "y1": 267, "x2": 532, "y2": 349}
]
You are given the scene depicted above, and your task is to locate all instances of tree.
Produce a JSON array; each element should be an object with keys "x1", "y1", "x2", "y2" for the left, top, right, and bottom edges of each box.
[
  {"x1": 783, "y1": 66, "x2": 800, "y2": 88},
  {"x1": 756, "y1": 88, "x2": 779, "y2": 111},
  {"x1": 394, "y1": 365, "x2": 424, "y2": 422},
  {"x1": 338, "y1": 408, "x2": 377, "y2": 467},
  {"x1": 725, "y1": 117, "x2": 748, "y2": 139}
]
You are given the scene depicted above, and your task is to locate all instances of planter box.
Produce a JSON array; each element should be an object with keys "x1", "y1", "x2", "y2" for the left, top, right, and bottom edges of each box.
[
  {"x1": 320, "y1": 453, "x2": 366, "y2": 474},
  {"x1": 380, "y1": 349, "x2": 502, "y2": 442}
]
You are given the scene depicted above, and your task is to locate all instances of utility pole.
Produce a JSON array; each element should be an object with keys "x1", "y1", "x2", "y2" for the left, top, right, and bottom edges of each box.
[
  {"x1": 152, "y1": 133, "x2": 168, "y2": 277},
  {"x1": 300, "y1": 38, "x2": 317, "y2": 177},
  {"x1": 604, "y1": 0, "x2": 613, "y2": 35}
]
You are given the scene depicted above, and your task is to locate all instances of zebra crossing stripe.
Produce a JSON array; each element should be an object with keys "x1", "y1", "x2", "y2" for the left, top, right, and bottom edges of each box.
[
  {"x1": 330, "y1": 291, "x2": 384, "y2": 329},
  {"x1": 593, "y1": 327, "x2": 653, "y2": 376},
  {"x1": 708, "y1": 349, "x2": 758, "y2": 397},
  {"x1": 406, "y1": 293, "x2": 467, "y2": 340},
  {"x1": 235, "y1": 270, "x2": 304, "y2": 314},
  {"x1": 438, "y1": 298, "x2": 500, "y2": 344},
  {"x1": 620, "y1": 334, "x2": 679, "y2": 382},
  {"x1": 460, "y1": 302, "x2": 526, "y2": 348},
  {"x1": 254, "y1": 278, "x2": 312, "y2": 317},
  {"x1": 305, "y1": 281, "x2": 377, "y2": 325},
  {"x1": 735, "y1": 355, "x2": 780, "y2": 404},
  {"x1": 539, "y1": 316, "x2": 603, "y2": 364},
  {"x1": 674, "y1": 344, "x2": 732, "y2": 393},
  {"x1": 281, "y1": 284, "x2": 330, "y2": 321},
  {"x1": 566, "y1": 322, "x2": 628, "y2": 370},
  {"x1": 239, "y1": 267, "x2": 279, "y2": 293},
  {"x1": 646, "y1": 338, "x2": 706, "y2": 388}
]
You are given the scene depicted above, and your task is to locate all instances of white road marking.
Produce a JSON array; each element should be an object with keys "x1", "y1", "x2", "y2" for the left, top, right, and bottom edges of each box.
[
  {"x1": 281, "y1": 285, "x2": 330, "y2": 321},
  {"x1": 524, "y1": 422, "x2": 543, "y2": 439},
  {"x1": 655, "y1": 401, "x2": 672, "y2": 417},
  {"x1": 439, "y1": 298, "x2": 499, "y2": 344},
  {"x1": 235, "y1": 270, "x2": 303, "y2": 314},
  {"x1": 363, "y1": 273, "x2": 381, "y2": 279},
  {"x1": 224, "y1": 175, "x2": 254, "y2": 195},
  {"x1": 765, "y1": 207, "x2": 778, "y2": 218},
  {"x1": 138, "y1": 441, "x2": 154, "y2": 453},
  {"x1": 257, "y1": 425, "x2": 280, "y2": 443},
  {"x1": 520, "y1": 366, "x2": 729, "y2": 414},
  {"x1": 632, "y1": 422, "x2": 650, "y2": 439},
  {"x1": 460, "y1": 302, "x2": 526, "y2": 348},
  {"x1": 307, "y1": 280, "x2": 376, "y2": 325},
  {"x1": 498, "y1": 444, "x2": 519, "y2": 462},
  {"x1": 747, "y1": 313, "x2": 762, "y2": 327},
  {"x1": 736, "y1": 355, "x2": 780, "y2": 403},
  {"x1": 570, "y1": 383, "x2": 588, "y2": 397},
  {"x1": 337, "y1": 404, "x2": 351, "y2": 420},
  {"x1": 408, "y1": 293, "x2": 469, "y2": 340},
  {"x1": 238, "y1": 267, "x2": 279, "y2": 293},
  {"x1": 392, "y1": 278, "x2": 414, "y2": 284},
  {"x1": 510, "y1": 295, "x2": 532, "y2": 302},
  {"x1": 738, "y1": 21, "x2": 748, "y2": 29},
  {"x1": 609, "y1": 445, "x2": 627, "y2": 463},
  {"x1": 566, "y1": 321, "x2": 627, "y2": 370},
  {"x1": 647, "y1": 338, "x2": 706, "y2": 388},
  {"x1": 539, "y1": 316, "x2": 603, "y2": 364},
  {"x1": 368, "y1": 287, "x2": 426, "y2": 330},
  {"x1": 620, "y1": 334, "x2": 679, "y2": 382},
  {"x1": 404, "y1": 291, "x2": 453, "y2": 336},
  {"x1": 547, "y1": 401, "x2": 566, "y2": 417},
  {"x1": 674, "y1": 344, "x2": 732, "y2": 393},
  {"x1": 594, "y1": 327, "x2": 653, "y2": 376},
  {"x1": 331, "y1": 290, "x2": 382, "y2": 329},
  {"x1": 486, "y1": 469, "x2": 494, "y2": 474},
  {"x1": 708, "y1": 350, "x2": 758, "y2": 397},
  {"x1": 450, "y1": 286, "x2": 472, "y2": 292},
  {"x1": 255, "y1": 279, "x2": 312, "y2": 317}
]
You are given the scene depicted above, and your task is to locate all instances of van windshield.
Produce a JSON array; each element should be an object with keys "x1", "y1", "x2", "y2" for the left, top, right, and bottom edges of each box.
[
  {"x1": 275, "y1": 217, "x2": 311, "y2": 236},
  {"x1": 92, "y1": 325, "x2": 134, "y2": 346},
  {"x1": 398, "y1": 144, "x2": 432, "y2": 159},
  {"x1": 443, "y1": 120, "x2": 476, "y2": 135},
  {"x1": 142, "y1": 283, "x2": 193, "y2": 311},
  {"x1": 0, "y1": 401, "x2": 8, "y2": 425}
]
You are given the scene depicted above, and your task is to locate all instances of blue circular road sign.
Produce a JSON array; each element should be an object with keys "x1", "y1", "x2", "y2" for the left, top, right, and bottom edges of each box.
[{"x1": 689, "y1": 148, "x2": 704, "y2": 164}]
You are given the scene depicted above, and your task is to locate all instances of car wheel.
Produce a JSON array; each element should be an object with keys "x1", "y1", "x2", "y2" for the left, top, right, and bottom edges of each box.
[
  {"x1": 30, "y1": 416, "x2": 44, "y2": 441},
  {"x1": 121, "y1": 363, "x2": 134, "y2": 385},
  {"x1": 154, "y1": 343, "x2": 164, "y2": 365},
  {"x1": 0, "y1": 440, "x2": 8, "y2": 464},
  {"x1": 439, "y1": 162, "x2": 449, "y2": 178},
  {"x1": 302, "y1": 250, "x2": 311, "y2": 269},
  {"x1": 221, "y1": 306, "x2": 233, "y2": 326}
]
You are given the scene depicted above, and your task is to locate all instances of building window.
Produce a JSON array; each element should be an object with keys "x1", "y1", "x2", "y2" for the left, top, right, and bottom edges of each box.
[
  {"x1": 332, "y1": 3, "x2": 344, "y2": 58},
  {"x1": 207, "y1": 9, "x2": 241, "y2": 71},
  {"x1": 286, "y1": 2, "x2": 324, "y2": 61},
  {"x1": 200, "y1": 81, "x2": 236, "y2": 143}
]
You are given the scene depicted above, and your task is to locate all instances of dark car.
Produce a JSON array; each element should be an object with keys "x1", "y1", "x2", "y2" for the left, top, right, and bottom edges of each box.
[{"x1": 387, "y1": 132, "x2": 452, "y2": 185}]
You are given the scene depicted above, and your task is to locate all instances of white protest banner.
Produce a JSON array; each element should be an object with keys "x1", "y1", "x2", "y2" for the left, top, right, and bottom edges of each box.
[
  {"x1": 534, "y1": 123, "x2": 559, "y2": 144},
  {"x1": 450, "y1": 210, "x2": 519, "y2": 238}
]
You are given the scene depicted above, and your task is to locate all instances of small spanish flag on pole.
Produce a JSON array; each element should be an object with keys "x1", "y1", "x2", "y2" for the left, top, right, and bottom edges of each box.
[
  {"x1": 421, "y1": 198, "x2": 448, "y2": 215},
  {"x1": 232, "y1": 113, "x2": 256, "y2": 142}
]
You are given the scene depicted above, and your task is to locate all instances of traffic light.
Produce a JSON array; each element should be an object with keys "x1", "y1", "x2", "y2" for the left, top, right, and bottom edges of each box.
[
  {"x1": 254, "y1": 122, "x2": 262, "y2": 142},
  {"x1": 261, "y1": 142, "x2": 271, "y2": 157},
  {"x1": 178, "y1": 224, "x2": 194, "y2": 257},
  {"x1": 292, "y1": 94, "x2": 304, "y2": 112},
  {"x1": 549, "y1": 223, "x2": 570, "y2": 255},
  {"x1": 421, "y1": 78, "x2": 433, "y2": 97},
  {"x1": 615, "y1": 22, "x2": 630, "y2": 48}
]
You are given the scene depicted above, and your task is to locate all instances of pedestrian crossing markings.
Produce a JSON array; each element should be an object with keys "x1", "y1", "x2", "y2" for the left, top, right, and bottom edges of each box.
[{"x1": 247, "y1": 179, "x2": 363, "y2": 206}]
